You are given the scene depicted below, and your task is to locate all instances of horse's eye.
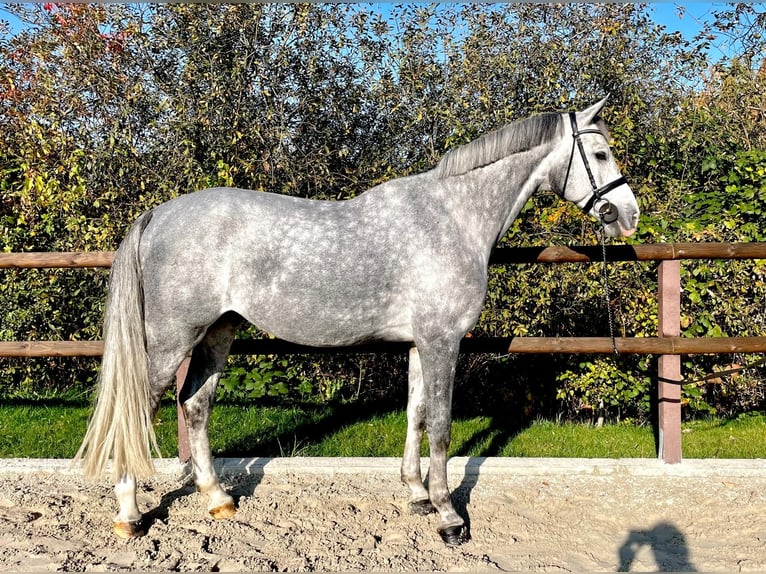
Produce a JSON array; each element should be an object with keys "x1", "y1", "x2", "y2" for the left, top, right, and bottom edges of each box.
[{"x1": 595, "y1": 151, "x2": 608, "y2": 161}]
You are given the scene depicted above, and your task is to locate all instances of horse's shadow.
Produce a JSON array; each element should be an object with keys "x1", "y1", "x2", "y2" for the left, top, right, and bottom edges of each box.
[
  {"x1": 446, "y1": 463, "x2": 481, "y2": 537},
  {"x1": 140, "y1": 467, "x2": 264, "y2": 533},
  {"x1": 217, "y1": 399, "x2": 401, "y2": 457},
  {"x1": 420, "y1": 414, "x2": 529, "y2": 538},
  {"x1": 141, "y1": 480, "x2": 194, "y2": 532}
]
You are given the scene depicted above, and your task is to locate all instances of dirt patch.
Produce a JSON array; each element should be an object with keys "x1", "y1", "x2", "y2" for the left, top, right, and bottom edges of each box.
[{"x1": 0, "y1": 461, "x2": 764, "y2": 571}]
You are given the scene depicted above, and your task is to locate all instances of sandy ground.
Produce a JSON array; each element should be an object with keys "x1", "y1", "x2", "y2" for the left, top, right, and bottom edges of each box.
[{"x1": 0, "y1": 458, "x2": 765, "y2": 572}]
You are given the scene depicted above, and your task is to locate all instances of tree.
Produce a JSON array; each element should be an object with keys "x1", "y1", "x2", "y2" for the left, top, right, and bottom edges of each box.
[{"x1": 1, "y1": 3, "x2": 763, "y2": 419}]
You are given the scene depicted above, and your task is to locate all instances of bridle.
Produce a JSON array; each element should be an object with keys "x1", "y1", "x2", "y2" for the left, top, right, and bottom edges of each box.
[
  {"x1": 563, "y1": 111, "x2": 628, "y2": 356},
  {"x1": 562, "y1": 112, "x2": 627, "y2": 225}
]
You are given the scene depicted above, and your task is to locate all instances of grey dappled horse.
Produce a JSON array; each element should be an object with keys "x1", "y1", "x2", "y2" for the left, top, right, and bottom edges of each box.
[{"x1": 75, "y1": 99, "x2": 639, "y2": 545}]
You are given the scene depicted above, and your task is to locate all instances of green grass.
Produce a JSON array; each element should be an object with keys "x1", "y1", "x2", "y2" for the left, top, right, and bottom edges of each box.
[
  {"x1": 1, "y1": 402, "x2": 764, "y2": 459},
  {"x1": 679, "y1": 412, "x2": 766, "y2": 458},
  {"x1": 0, "y1": 404, "x2": 93, "y2": 458},
  {"x1": 497, "y1": 420, "x2": 658, "y2": 458}
]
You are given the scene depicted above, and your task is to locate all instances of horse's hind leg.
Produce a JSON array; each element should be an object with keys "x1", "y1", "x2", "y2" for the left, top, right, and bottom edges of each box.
[
  {"x1": 401, "y1": 347, "x2": 434, "y2": 515},
  {"x1": 179, "y1": 314, "x2": 238, "y2": 520},
  {"x1": 113, "y1": 351, "x2": 183, "y2": 538},
  {"x1": 113, "y1": 475, "x2": 143, "y2": 538}
]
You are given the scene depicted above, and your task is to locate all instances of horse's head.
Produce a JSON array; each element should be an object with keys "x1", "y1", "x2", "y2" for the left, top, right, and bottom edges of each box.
[{"x1": 549, "y1": 98, "x2": 640, "y2": 238}]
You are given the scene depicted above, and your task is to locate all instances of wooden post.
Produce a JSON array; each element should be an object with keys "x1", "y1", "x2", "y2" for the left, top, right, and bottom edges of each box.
[
  {"x1": 175, "y1": 357, "x2": 192, "y2": 463},
  {"x1": 657, "y1": 260, "x2": 682, "y2": 463}
]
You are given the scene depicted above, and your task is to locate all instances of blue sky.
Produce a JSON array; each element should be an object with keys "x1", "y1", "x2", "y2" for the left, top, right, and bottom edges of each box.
[
  {"x1": 648, "y1": 2, "x2": 717, "y2": 37},
  {"x1": 0, "y1": 3, "x2": 724, "y2": 31},
  {"x1": 646, "y1": 3, "x2": 723, "y2": 48},
  {"x1": 0, "y1": 3, "x2": 728, "y2": 48}
]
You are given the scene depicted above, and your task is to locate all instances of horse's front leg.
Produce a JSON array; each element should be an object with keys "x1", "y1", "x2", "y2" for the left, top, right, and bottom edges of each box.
[
  {"x1": 420, "y1": 337, "x2": 470, "y2": 546},
  {"x1": 113, "y1": 474, "x2": 143, "y2": 538},
  {"x1": 401, "y1": 347, "x2": 434, "y2": 515}
]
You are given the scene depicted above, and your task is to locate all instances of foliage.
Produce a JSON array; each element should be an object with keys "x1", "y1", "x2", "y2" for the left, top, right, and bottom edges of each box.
[
  {"x1": 673, "y1": 150, "x2": 766, "y2": 417},
  {"x1": 0, "y1": 4, "x2": 765, "y2": 420},
  {"x1": 218, "y1": 355, "x2": 357, "y2": 404},
  {"x1": 556, "y1": 357, "x2": 652, "y2": 422}
]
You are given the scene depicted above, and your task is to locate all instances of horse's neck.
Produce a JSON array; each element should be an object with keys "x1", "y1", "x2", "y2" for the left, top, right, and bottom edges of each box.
[{"x1": 439, "y1": 143, "x2": 554, "y2": 258}]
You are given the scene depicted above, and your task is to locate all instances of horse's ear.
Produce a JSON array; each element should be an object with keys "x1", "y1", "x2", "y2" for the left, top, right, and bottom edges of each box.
[{"x1": 579, "y1": 96, "x2": 609, "y2": 125}]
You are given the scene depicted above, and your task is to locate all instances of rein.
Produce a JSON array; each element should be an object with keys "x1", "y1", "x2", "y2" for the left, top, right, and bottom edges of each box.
[
  {"x1": 596, "y1": 234, "x2": 765, "y2": 382},
  {"x1": 659, "y1": 356, "x2": 766, "y2": 386},
  {"x1": 597, "y1": 221, "x2": 763, "y2": 380}
]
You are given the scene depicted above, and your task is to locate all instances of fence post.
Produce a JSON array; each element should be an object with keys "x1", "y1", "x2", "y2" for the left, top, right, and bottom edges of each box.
[
  {"x1": 657, "y1": 259, "x2": 682, "y2": 463},
  {"x1": 176, "y1": 357, "x2": 192, "y2": 463}
]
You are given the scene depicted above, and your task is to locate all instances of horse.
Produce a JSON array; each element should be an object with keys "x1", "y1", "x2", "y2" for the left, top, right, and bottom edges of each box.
[{"x1": 74, "y1": 98, "x2": 639, "y2": 545}]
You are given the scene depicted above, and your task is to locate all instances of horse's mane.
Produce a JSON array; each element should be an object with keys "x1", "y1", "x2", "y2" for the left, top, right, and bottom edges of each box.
[{"x1": 434, "y1": 112, "x2": 563, "y2": 179}]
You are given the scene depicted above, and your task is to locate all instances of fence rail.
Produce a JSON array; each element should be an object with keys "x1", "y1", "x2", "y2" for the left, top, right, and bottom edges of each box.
[
  {"x1": 3, "y1": 242, "x2": 766, "y2": 464},
  {"x1": 2, "y1": 242, "x2": 766, "y2": 269},
  {"x1": 4, "y1": 335, "x2": 766, "y2": 358}
]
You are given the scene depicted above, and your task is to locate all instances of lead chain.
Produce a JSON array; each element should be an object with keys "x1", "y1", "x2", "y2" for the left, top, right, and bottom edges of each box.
[{"x1": 599, "y1": 219, "x2": 619, "y2": 355}]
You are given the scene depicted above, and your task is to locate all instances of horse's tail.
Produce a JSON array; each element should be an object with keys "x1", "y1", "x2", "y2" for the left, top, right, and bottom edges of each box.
[{"x1": 74, "y1": 211, "x2": 160, "y2": 482}]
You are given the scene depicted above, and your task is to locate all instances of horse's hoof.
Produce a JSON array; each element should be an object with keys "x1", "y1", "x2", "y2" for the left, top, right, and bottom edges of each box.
[
  {"x1": 409, "y1": 499, "x2": 436, "y2": 516},
  {"x1": 438, "y1": 524, "x2": 470, "y2": 546},
  {"x1": 114, "y1": 520, "x2": 144, "y2": 539},
  {"x1": 209, "y1": 501, "x2": 237, "y2": 520}
]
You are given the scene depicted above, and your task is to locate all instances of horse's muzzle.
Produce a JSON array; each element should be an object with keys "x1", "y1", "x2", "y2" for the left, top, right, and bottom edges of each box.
[{"x1": 600, "y1": 200, "x2": 639, "y2": 238}]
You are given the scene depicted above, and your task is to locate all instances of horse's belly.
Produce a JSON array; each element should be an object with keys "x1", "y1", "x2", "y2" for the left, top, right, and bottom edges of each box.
[{"x1": 235, "y1": 297, "x2": 413, "y2": 347}]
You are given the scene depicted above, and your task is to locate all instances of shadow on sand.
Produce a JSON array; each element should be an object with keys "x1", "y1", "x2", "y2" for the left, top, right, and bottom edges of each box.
[{"x1": 618, "y1": 522, "x2": 697, "y2": 572}]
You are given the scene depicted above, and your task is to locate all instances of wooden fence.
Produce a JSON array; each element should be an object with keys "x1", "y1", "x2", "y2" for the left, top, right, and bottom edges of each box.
[{"x1": 2, "y1": 242, "x2": 766, "y2": 464}]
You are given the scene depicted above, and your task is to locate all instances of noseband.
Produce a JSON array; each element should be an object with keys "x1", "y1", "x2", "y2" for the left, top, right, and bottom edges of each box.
[{"x1": 563, "y1": 112, "x2": 627, "y2": 224}]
